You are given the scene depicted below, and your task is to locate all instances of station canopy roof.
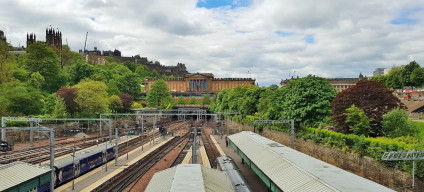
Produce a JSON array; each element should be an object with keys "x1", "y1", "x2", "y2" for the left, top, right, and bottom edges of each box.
[
  {"x1": 145, "y1": 164, "x2": 235, "y2": 192},
  {"x1": 228, "y1": 131, "x2": 395, "y2": 192},
  {"x1": 0, "y1": 161, "x2": 51, "y2": 191}
]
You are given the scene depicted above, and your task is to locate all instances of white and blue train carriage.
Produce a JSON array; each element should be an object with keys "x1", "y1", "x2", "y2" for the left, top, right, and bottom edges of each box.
[{"x1": 53, "y1": 142, "x2": 116, "y2": 187}]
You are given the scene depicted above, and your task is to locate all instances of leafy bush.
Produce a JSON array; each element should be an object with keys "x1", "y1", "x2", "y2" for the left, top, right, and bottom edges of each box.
[{"x1": 382, "y1": 108, "x2": 418, "y2": 138}]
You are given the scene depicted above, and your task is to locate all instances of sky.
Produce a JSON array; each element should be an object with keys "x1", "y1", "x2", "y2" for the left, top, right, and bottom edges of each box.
[{"x1": 1, "y1": 0, "x2": 423, "y2": 86}]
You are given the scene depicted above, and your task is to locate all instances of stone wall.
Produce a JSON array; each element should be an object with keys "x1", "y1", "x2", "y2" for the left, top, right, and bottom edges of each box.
[{"x1": 229, "y1": 121, "x2": 423, "y2": 192}]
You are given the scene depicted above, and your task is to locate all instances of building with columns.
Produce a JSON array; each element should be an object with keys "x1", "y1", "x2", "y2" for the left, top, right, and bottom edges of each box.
[{"x1": 144, "y1": 73, "x2": 255, "y2": 93}]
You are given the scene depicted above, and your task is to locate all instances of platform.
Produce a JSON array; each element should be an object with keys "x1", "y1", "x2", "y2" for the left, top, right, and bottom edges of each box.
[{"x1": 56, "y1": 136, "x2": 173, "y2": 192}]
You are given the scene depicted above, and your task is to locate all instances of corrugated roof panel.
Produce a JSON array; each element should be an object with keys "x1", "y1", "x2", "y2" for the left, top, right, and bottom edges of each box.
[
  {"x1": 202, "y1": 165, "x2": 234, "y2": 192},
  {"x1": 145, "y1": 166, "x2": 177, "y2": 192},
  {"x1": 0, "y1": 161, "x2": 51, "y2": 191},
  {"x1": 228, "y1": 132, "x2": 395, "y2": 192},
  {"x1": 145, "y1": 164, "x2": 235, "y2": 192}
]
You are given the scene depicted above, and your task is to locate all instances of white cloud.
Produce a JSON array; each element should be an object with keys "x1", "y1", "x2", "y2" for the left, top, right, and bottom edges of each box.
[{"x1": 1, "y1": 0, "x2": 423, "y2": 86}]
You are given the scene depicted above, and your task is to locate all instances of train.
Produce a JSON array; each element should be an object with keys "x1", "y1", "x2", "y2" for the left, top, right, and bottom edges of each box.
[
  {"x1": 216, "y1": 156, "x2": 252, "y2": 192},
  {"x1": 52, "y1": 142, "x2": 116, "y2": 187}
]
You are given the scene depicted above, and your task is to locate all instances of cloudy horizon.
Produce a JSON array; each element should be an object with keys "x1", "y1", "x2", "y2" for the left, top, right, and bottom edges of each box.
[{"x1": 1, "y1": 0, "x2": 423, "y2": 86}]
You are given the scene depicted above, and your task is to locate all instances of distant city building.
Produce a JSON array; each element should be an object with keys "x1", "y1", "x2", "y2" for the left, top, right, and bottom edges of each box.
[
  {"x1": 280, "y1": 73, "x2": 367, "y2": 92},
  {"x1": 384, "y1": 68, "x2": 392, "y2": 75},
  {"x1": 26, "y1": 33, "x2": 36, "y2": 48},
  {"x1": 25, "y1": 27, "x2": 62, "y2": 50},
  {"x1": 79, "y1": 48, "x2": 188, "y2": 77},
  {"x1": 145, "y1": 73, "x2": 255, "y2": 93},
  {"x1": 373, "y1": 68, "x2": 385, "y2": 76}
]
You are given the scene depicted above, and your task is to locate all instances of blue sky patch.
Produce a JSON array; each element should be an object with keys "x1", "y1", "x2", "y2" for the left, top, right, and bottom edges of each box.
[
  {"x1": 275, "y1": 30, "x2": 294, "y2": 37},
  {"x1": 391, "y1": 8, "x2": 421, "y2": 25},
  {"x1": 90, "y1": 17, "x2": 96, "y2": 21},
  {"x1": 197, "y1": 0, "x2": 251, "y2": 9},
  {"x1": 305, "y1": 34, "x2": 315, "y2": 44}
]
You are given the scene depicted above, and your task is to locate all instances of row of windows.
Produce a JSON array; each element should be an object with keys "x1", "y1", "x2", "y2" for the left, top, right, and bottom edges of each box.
[{"x1": 189, "y1": 80, "x2": 207, "y2": 89}]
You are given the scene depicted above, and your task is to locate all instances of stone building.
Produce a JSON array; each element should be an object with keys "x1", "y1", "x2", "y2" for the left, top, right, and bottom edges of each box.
[
  {"x1": 25, "y1": 27, "x2": 62, "y2": 49},
  {"x1": 144, "y1": 73, "x2": 256, "y2": 93},
  {"x1": 45, "y1": 27, "x2": 62, "y2": 49},
  {"x1": 280, "y1": 73, "x2": 366, "y2": 91},
  {"x1": 26, "y1": 33, "x2": 36, "y2": 48}
]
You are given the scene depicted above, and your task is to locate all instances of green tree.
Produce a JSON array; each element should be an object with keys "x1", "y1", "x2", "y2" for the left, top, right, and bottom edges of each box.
[
  {"x1": 12, "y1": 68, "x2": 29, "y2": 82},
  {"x1": 135, "y1": 65, "x2": 151, "y2": 80},
  {"x1": 107, "y1": 80, "x2": 120, "y2": 96},
  {"x1": 67, "y1": 61, "x2": 97, "y2": 85},
  {"x1": 123, "y1": 61, "x2": 138, "y2": 72},
  {"x1": 30, "y1": 72, "x2": 45, "y2": 89},
  {"x1": 345, "y1": 105, "x2": 373, "y2": 136},
  {"x1": 402, "y1": 61, "x2": 421, "y2": 87},
  {"x1": 154, "y1": 61, "x2": 161, "y2": 65},
  {"x1": 258, "y1": 85, "x2": 279, "y2": 118},
  {"x1": 272, "y1": 75, "x2": 337, "y2": 126},
  {"x1": 108, "y1": 95, "x2": 123, "y2": 113},
  {"x1": 332, "y1": 80, "x2": 404, "y2": 136},
  {"x1": 177, "y1": 96, "x2": 186, "y2": 105},
  {"x1": 146, "y1": 79, "x2": 171, "y2": 108},
  {"x1": 382, "y1": 108, "x2": 418, "y2": 138},
  {"x1": 116, "y1": 72, "x2": 141, "y2": 98},
  {"x1": 386, "y1": 67, "x2": 404, "y2": 89},
  {"x1": 0, "y1": 41, "x2": 16, "y2": 83},
  {"x1": 202, "y1": 94, "x2": 211, "y2": 105},
  {"x1": 5, "y1": 85, "x2": 43, "y2": 115},
  {"x1": 74, "y1": 80, "x2": 110, "y2": 115},
  {"x1": 189, "y1": 97, "x2": 197, "y2": 104},
  {"x1": 22, "y1": 42, "x2": 64, "y2": 92},
  {"x1": 51, "y1": 97, "x2": 68, "y2": 118},
  {"x1": 410, "y1": 67, "x2": 424, "y2": 88}
]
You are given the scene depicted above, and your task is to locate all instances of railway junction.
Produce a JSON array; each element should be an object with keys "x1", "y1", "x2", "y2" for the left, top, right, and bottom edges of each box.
[{"x1": 0, "y1": 109, "x2": 409, "y2": 191}]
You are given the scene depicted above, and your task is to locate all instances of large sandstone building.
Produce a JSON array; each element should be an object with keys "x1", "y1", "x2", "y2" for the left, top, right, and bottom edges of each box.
[
  {"x1": 280, "y1": 73, "x2": 366, "y2": 91},
  {"x1": 145, "y1": 73, "x2": 255, "y2": 93}
]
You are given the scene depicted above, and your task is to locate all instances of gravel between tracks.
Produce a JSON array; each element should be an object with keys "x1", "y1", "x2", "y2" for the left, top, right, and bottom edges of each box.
[{"x1": 124, "y1": 129, "x2": 190, "y2": 192}]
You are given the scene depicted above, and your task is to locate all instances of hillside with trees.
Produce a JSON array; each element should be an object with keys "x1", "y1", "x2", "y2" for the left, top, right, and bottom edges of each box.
[{"x1": 0, "y1": 40, "x2": 176, "y2": 118}]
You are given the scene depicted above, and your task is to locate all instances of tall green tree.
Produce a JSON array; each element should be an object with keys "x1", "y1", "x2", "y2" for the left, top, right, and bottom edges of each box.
[
  {"x1": 116, "y1": 72, "x2": 141, "y2": 98},
  {"x1": 22, "y1": 42, "x2": 65, "y2": 92},
  {"x1": 146, "y1": 79, "x2": 171, "y2": 108},
  {"x1": 51, "y1": 97, "x2": 68, "y2": 118},
  {"x1": 74, "y1": 80, "x2": 110, "y2": 115},
  {"x1": 402, "y1": 61, "x2": 421, "y2": 87},
  {"x1": 386, "y1": 67, "x2": 404, "y2": 89},
  {"x1": 67, "y1": 61, "x2": 97, "y2": 85},
  {"x1": 345, "y1": 105, "x2": 373, "y2": 136},
  {"x1": 0, "y1": 40, "x2": 16, "y2": 83},
  {"x1": 108, "y1": 95, "x2": 123, "y2": 113},
  {"x1": 29, "y1": 72, "x2": 45, "y2": 89},
  {"x1": 271, "y1": 75, "x2": 337, "y2": 126},
  {"x1": 411, "y1": 67, "x2": 424, "y2": 88},
  {"x1": 4, "y1": 85, "x2": 43, "y2": 115}
]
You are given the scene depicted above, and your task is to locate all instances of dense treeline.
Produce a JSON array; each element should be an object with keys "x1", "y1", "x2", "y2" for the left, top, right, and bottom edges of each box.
[
  {"x1": 209, "y1": 74, "x2": 424, "y2": 180},
  {"x1": 372, "y1": 61, "x2": 424, "y2": 89},
  {"x1": 0, "y1": 41, "x2": 175, "y2": 118}
]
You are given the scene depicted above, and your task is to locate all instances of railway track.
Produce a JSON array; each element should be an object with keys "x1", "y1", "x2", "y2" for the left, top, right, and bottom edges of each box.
[
  {"x1": 92, "y1": 132, "x2": 190, "y2": 192},
  {"x1": 201, "y1": 123, "x2": 220, "y2": 168},
  {"x1": 0, "y1": 120, "x2": 188, "y2": 164},
  {"x1": 171, "y1": 134, "x2": 193, "y2": 166}
]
